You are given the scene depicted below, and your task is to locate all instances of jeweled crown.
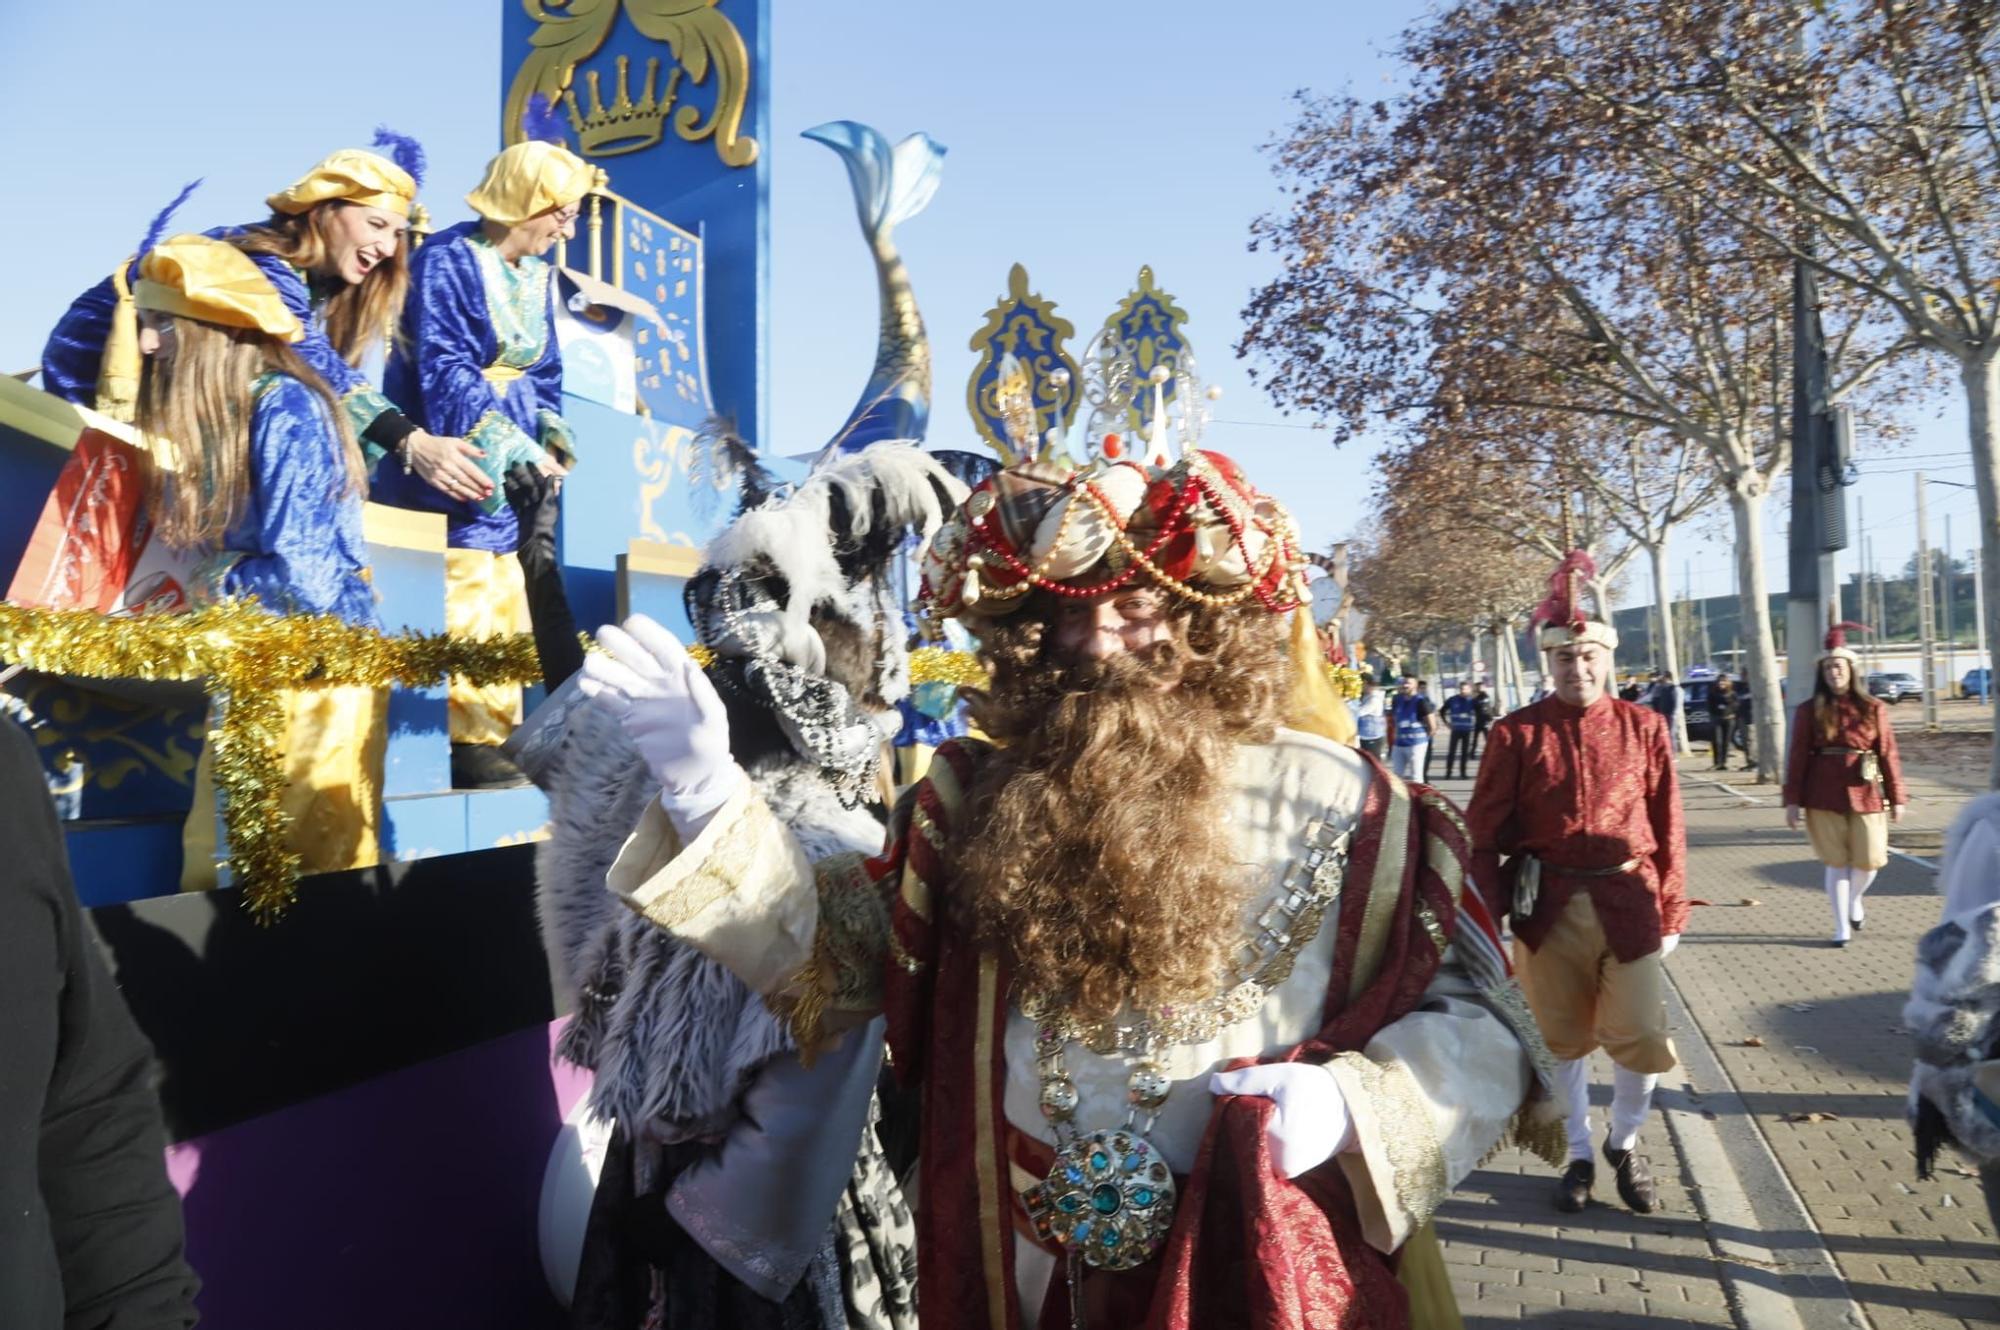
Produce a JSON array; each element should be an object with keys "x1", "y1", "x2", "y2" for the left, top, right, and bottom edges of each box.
[{"x1": 967, "y1": 265, "x2": 1220, "y2": 472}]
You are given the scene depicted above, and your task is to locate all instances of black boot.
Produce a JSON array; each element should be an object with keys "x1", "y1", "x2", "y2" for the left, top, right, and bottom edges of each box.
[
  {"x1": 1553, "y1": 1159, "x2": 1594, "y2": 1213},
  {"x1": 1602, "y1": 1140, "x2": 1659, "y2": 1213},
  {"x1": 452, "y1": 741, "x2": 529, "y2": 790}
]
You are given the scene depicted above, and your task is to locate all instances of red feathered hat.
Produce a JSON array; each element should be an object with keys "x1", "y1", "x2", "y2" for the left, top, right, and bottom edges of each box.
[
  {"x1": 1820, "y1": 618, "x2": 1870, "y2": 665},
  {"x1": 1533, "y1": 549, "x2": 1619, "y2": 651}
]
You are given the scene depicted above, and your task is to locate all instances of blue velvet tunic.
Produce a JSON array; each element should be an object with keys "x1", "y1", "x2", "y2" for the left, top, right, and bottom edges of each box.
[
  {"x1": 191, "y1": 372, "x2": 380, "y2": 631},
  {"x1": 379, "y1": 221, "x2": 569, "y2": 554},
  {"x1": 39, "y1": 224, "x2": 400, "y2": 453}
]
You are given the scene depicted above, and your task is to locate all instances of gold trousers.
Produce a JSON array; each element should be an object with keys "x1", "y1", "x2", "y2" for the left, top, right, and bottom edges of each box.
[
  {"x1": 1514, "y1": 892, "x2": 1677, "y2": 1075},
  {"x1": 181, "y1": 685, "x2": 388, "y2": 892},
  {"x1": 1804, "y1": 808, "x2": 1888, "y2": 871},
  {"x1": 445, "y1": 547, "x2": 529, "y2": 746}
]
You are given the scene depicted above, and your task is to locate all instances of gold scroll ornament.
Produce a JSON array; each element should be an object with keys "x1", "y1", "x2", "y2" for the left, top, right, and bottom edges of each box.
[{"x1": 504, "y1": 0, "x2": 760, "y2": 167}]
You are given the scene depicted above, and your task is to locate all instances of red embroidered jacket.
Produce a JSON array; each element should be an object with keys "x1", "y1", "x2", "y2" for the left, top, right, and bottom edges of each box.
[
  {"x1": 1782, "y1": 696, "x2": 1906, "y2": 813},
  {"x1": 1463, "y1": 695, "x2": 1688, "y2": 962}
]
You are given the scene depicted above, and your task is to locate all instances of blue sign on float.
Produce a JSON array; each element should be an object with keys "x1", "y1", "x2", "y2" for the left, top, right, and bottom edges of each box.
[{"x1": 500, "y1": 0, "x2": 768, "y2": 445}]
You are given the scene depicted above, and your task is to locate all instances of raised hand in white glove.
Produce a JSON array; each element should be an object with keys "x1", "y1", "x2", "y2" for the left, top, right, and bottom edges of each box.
[
  {"x1": 1659, "y1": 933, "x2": 1681, "y2": 959},
  {"x1": 578, "y1": 614, "x2": 741, "y2": 833},
  {"x1": 1208, "y1": 1062, "x2": 1356, "y2": 1179}
]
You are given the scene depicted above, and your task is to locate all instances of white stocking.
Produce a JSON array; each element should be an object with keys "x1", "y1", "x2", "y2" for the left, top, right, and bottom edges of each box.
[
  {"x1": 1823, "y1": 866, "x2": 1852, "y2": 942},
  {"x1": 1849, "y1": 868, "x2": 1878, "y2": 923},
  {"x1": 1555, "y1": 1056, "x2": 1593, "y2": 1162},
  {"x1": 1607, "y1": 1065, "x2": 1659, "y2": 1152}
]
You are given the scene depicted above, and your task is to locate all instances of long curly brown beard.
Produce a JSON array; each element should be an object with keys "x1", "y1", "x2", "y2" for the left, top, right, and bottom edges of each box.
[{"x1": 951, "y1": 595, "x2": 1290, "y2": 1025}]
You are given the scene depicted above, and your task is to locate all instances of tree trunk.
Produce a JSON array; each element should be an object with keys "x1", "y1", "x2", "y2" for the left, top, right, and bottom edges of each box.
[
  {"x1": 1967, "y1": 353, "x2": 2000, "y2": 788},
  {"x1": 1728, "y1": 479, "x2": 1786, "y2": 783},
  {"x1": 1500, "y1": 616, "x2": 1528, "y2": 712},
  {"x1": 1645, "y1": 532, "x2": 1690, "y2": 754}
]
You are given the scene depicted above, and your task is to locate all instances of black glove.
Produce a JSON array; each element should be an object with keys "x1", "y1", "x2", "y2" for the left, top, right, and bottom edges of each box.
[
  {"x1": 505, "y1": 463, "x2": 562, "y2": 565},
  {"x1": 502, "y1": 463, "x2": 584, "y2": 692}
]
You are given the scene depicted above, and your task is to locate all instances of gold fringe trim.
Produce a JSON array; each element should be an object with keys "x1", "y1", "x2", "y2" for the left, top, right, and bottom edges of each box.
[
  {"x1": 1481, "y1": 1093, "x2": 1571, "y2": 1171},
  {"x1": 0, "y1": 600, "x2": 543, "y2": 922}
]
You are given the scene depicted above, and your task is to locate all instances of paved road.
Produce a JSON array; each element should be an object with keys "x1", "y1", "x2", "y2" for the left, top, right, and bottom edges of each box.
[{"x1": 1424, "y1": 731, "x2": 2000, "y2": 1329}]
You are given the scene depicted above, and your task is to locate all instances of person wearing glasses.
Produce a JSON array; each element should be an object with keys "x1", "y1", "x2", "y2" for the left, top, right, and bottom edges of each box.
[{"x1": 380, "y1": 129, "x2": 603, "y2": 788}]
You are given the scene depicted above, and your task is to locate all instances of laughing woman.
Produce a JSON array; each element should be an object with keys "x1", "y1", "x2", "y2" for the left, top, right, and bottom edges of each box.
[
  {"x1": 378, "y1": 125, "x2": 601, "y2": 787},
  {"x1": 41, "y1": 132, "x2": 494, "y2": 507},
  {"x1": 1784, "y1": 622, "x2": 1908, "y2": 946},
  {"x1": 130, "y1": 233, "x2": 390, "y2": 889}
]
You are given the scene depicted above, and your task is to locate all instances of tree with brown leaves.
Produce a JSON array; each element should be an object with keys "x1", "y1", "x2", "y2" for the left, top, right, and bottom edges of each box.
[{"x1": 1238, "y1": 0, "x2": 1907, "y2": 779}]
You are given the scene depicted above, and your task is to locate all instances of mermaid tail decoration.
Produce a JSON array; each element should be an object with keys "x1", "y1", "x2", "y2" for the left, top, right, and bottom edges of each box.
[{"x1": 801, "y1": 121, "x2": 946, "y2": 460}]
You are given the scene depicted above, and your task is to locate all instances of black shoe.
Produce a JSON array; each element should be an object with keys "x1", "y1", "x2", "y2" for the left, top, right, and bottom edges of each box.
[
  {"x1": 1554, "y1": 1159, "x2": 1594, "y2": 1213},
  {"x1": 1602, "y1": 1141, "x2": 1658, "y2": 1213},
  {"x1": 452, "y1": 742, "x2": 529, "y2": 790},
  {"x1": 1830, "y1": 937, "x2": 1849, "y2": 948}
]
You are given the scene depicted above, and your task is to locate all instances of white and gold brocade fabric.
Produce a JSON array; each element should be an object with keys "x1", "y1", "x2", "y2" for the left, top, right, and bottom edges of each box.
[{"x1": 607, "y1": 729, "x2": 1532, "y2": 1259}]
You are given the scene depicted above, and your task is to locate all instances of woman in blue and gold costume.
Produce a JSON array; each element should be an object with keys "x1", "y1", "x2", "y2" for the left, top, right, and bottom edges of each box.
[
  {"x1": 379, "y1": 122, "x2": 599, "y2": 788},
  {"x1": 41, "y1": 133, "x2": 495, "y2": 509},
  {"x1": 129, "y1": 233, "x2": 390, "y2": 888}
]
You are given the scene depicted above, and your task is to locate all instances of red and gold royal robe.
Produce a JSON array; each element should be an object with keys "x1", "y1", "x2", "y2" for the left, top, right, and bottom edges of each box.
[
  {"x1": 608, "y1": 734, "x2": 1548, "y2": 1330},
  {"x1": 1463, "y1": 695, "x2": 1688, "y2": 962},
  {"x1": 1782, "y1": 696, "x2": 1906, "y2": 814}
]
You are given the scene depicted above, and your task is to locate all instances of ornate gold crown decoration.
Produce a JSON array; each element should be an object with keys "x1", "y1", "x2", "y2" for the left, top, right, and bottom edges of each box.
[
  {"x1": 966, "y1": 264, "x2": 1080, "y2": 468},
  {"x1": 966, "y1": 264, "x2": 1216, "y2": 471},
  {"x1": 504, "y1": 0, "x2": 760, "y2": 168},
  {"x1": 567, "y1": 54, "x2": 676, "y2": 157}
]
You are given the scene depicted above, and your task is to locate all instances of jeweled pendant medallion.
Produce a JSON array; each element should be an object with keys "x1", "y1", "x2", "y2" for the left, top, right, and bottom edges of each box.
[{"x1": 1027, "y1": 1127, "x2": 1176, "y2": 1272}]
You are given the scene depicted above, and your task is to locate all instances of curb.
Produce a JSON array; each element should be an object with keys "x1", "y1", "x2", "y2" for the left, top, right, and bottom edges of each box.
[{"x1": 1659, "y1": 965, "x2": 1872, "y2": 1330}]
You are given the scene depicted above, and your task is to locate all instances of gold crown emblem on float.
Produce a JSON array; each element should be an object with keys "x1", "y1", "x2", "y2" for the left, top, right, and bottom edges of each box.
[{"x1": 565, "y1": 54, "x2": 678, "y2": 157}]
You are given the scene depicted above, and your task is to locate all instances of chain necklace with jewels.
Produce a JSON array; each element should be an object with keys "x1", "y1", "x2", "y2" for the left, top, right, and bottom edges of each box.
[{"x1": 1017, "y1": 806, "x2": 1355, "y2": 1308}]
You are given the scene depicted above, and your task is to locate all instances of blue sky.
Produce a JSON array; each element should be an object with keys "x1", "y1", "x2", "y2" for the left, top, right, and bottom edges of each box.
[{"x1": 0, "y1": 0, "x2": 1972, "y2": 614}]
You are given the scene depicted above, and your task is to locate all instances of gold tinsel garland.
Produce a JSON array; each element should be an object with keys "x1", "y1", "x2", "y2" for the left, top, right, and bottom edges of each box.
[
  {"x1": 1326, "y1": 662, "x2": 1367, "y2": 701},
  {"x1": 1, "y1": 595, "x2": 1313, "y2": 919},
  {"x1": 909, "y1": 646, "x2": 987, "y2": 688},
  {"x1": 0, "y1": 601, "x2": 544, "y2": 922}
]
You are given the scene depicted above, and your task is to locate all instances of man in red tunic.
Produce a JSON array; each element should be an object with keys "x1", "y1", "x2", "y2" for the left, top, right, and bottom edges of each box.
[
  {"x1": 1464, "y1": 551, "x2": 1686, "y2": 1214},
  {"x1": 580, "y1": 451, "x2": 1555, "y2": 1328}
]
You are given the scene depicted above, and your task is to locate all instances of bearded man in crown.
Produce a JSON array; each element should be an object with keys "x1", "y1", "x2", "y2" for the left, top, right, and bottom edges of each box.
[{"x1": 578, "y1": 449, "x2": 1557, "y2": 1330}]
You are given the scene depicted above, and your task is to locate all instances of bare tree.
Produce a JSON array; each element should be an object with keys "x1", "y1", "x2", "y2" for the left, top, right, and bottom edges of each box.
[
  {"x1": 1238, "y1": 4, "x2": 1902, "y2": 778},
  {"x1": 1455, "y1": 0, "x2": 2000, "y2": 777}
]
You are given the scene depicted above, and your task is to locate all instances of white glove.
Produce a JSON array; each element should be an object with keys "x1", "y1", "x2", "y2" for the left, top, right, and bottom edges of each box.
[
  {"x1": 1209, "y1": 1063, "x2": 1356, "y2": 1179},
  {"x1": 1659, "y1": 933, "x2": 1681, "y2": 959},
  {"x1": 578, "y1": 615, "x2": 741, "y2": 833}
]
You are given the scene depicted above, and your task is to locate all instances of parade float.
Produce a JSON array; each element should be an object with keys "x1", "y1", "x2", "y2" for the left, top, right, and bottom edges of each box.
[
  {"x1": 0, "y1": 7, "x2": 1351, "y2": 1325},
  {"x1": 0, "y1": 6, "x2": 779, "y2": 1326}
]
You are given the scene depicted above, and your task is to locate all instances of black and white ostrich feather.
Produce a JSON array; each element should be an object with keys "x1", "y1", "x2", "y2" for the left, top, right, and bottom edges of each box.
[{"x1": 515, "y1": 439, "x2": 964, "y2": 1137}]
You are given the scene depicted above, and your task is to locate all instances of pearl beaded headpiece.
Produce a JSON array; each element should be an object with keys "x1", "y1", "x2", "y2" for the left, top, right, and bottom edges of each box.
[{"x1": 917, "y1": 448, "x2": 1308, "y2": 626}]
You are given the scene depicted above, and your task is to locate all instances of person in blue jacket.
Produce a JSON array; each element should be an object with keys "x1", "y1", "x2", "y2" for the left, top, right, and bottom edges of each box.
[
  {"x1": 41, "y1": 134, "x2": 493, "y2": 508},
  {"x1": 131, "y1": 232, "x2": 390, "y2": 886},
  {"x1": 380, "y1": 128, "x2": 601, "y2": 788}
]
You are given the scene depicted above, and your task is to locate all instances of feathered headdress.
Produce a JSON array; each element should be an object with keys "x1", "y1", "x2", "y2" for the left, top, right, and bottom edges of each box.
[
  {"x1": 136, "y1": 179, "x2": 202, "y2": 259},
  {"x1": 1532, "y1": 549, "x2": 1619, "y2": 651},
  {"x1": 684, "y1": 441, "x2": 968, "y2": 806},
  {"x1": 369, "y1": 126, "x2": 428, "y2": 189},
  {"x1": 1820, "y1": 618, "x2": 1871, "y2": 664},
  {"x1": 522, "y1": 94, "x2": 569, "y2": 147},
  {"x1": 466, "y1": 98, "x2": 604, "y2": 225}
]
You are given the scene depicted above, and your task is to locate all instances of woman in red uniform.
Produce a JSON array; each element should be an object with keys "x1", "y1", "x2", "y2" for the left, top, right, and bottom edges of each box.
[{"x1": 1783, "y1": 622, "x2": 1908, "y2": 946}]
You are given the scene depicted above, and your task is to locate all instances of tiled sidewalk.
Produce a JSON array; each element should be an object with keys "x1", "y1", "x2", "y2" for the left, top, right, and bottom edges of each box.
[{"x1": 1426, "y1": 738, "x2": 2000, "y2": 1329}]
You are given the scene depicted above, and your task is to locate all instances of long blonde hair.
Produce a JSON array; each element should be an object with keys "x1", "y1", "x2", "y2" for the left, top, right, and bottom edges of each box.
[
  {"x1": 231, "y1": 203, "x2": 408, "y2": 366},
  {"x1": 136, "y1": 316, "x2": 364, "y2": 549}
]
